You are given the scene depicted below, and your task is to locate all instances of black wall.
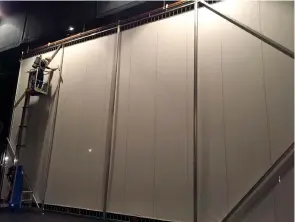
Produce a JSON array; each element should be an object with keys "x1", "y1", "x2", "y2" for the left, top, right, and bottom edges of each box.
[{"x1": 0, "y1": 47, "x2": 22, "y2": 154}]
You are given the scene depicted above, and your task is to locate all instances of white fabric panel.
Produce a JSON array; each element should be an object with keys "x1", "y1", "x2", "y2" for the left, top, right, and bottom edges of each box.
[
  {"x1": 221, "y1": 8, "x2": 270, "y2": 210},
  {"x1": 262, "y1": 44, "x2": 294, "y2": 163},
  {"x1": 213, "y1": 0, "x2": 261, "y2": 31},
  {"x1": 197, "y1": 1, "x2": 293, "y2": 222},
  {"x1": 155, "y1": 12, "x2": 194, "y2": 222},
  {"x1": 259, "y1": 0, "x2": 294, "y2": 163},
  {"x1": 108, "y1": 12, "x2": 194, "y2": 222},
  {"x1": 197, "y1": 8, "x2": 228, "y2": 222},
  {"x1": 122, "y1": 23, "x2": 156, "y2": 216},
  {"x1": 8, "y1": 50, "x2": 62, "y2": 201},
  {"x1": 260, "y1": 1, "x2": 294, "y2": 51},
  {"x1": 45, "y1": 35, "x2": 116, "y2": 210},
  {"x1": 212, "y1": 0, "x2": 294, "y2": 51}
]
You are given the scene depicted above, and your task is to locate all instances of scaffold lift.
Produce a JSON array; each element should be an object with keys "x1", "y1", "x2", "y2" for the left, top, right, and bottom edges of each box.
[{"x1": 5, "y1": 45, "x2": 62, "y2": 210}]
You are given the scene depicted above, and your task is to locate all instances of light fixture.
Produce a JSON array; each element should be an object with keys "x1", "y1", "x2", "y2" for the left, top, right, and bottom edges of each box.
[
  {"x1": 88, "y1": 149, "x2": 92, "y2": 153},
  {"x1": 4, "y1": 156, "x2": 9, "y2": 161},
  {"x1": 68, "y1": 26, "x2": 74, "y2": 31}
]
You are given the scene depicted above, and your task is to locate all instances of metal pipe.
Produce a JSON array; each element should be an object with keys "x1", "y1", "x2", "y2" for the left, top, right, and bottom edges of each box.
[
  {"x1": 31, "y1": 23, "x2": 119, "y2": 53},
  {"x1": 27, "y1": 1, "x2": 188, "y2": 55},
  {"x1": 62, "y1": 27, "x2": 117, "y2": 48},
  {"x1": 15, "y1": 91, "x2": 30, "y2": 163},
  {"x1": 121, "y1": 1, "x2": 194, "y2": 28},
  {"x1": 193, "y1": 1, "x2": 199, "y2": 221},
  {"x1": 41, "y1": 45, "x2": 65, "y2": 211},
  {"x1": 222, "y1": 143, "x2": 294, "y2": 222},
  {"x1": 198, "y1": 0, "x2": 294, "y2": 59},
  {"x1": 63, "y1": 2, "x2": 192, "y2": 49},
  {"x1": 49, "y1": 45, "x2": 62, "y2": 62},
  {"x1": 102, "y1": 23, "x2": 121, "y2": 220}
]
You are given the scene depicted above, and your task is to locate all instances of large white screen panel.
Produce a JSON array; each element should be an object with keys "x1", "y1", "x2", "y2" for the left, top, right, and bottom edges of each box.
[
  {"x1": 197, "y1": 8, "x2": 228, "y2": 222},
  {"x1": 45, "y1": 35, "x2": 116, "y2": 210},
  {"x1": 154, "y1": 12, "x2": 194, "y2": 222},
  {"x1": 109, "y1": 11, "x2": 194, "y2": 222}
]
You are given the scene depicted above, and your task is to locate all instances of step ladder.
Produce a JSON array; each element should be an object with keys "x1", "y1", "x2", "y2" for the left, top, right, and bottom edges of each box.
[
  {"x1": 6, "y1": 138, "x2": 40, "y2": 209},
  {"x1": 21, "y1": 190, "x2": 33, "y2": 207}
]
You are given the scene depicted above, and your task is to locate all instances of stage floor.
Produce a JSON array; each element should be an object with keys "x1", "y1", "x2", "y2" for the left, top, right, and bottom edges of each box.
[{"x1": 0, "y1": 210, "x2": 105, "y2": 222}]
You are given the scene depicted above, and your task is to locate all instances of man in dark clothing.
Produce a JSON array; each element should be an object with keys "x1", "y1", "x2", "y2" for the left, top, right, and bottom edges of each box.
[{"x1": 6, "y1": 165, "x2": 15, "y2": 202}]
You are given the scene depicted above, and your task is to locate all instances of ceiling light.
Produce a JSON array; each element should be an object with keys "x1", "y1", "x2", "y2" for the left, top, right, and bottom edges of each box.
[
  {"x1": 68, "y1": 26, "x2": 74, "y2": 31},
  {"x1": 88, "y1": 149, "x2": 92, "y2": 153}
]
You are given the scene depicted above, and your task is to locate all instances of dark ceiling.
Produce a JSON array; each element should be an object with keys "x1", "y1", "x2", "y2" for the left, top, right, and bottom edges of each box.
[{"x1": 0, "y1": 1, "x2": 166, "y2": 50}]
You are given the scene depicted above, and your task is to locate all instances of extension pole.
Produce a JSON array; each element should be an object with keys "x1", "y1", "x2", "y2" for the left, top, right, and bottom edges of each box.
[
  {"x1": 102, "y1": 23, "x2": 121, "y2": 220},
  {"x1": 42, "y1": 45, "x2": 65, "y2": 212}
]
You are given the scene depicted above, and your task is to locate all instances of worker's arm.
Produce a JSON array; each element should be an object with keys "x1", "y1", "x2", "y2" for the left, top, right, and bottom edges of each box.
[{"x1": 45, "y1": 66, "x2": 58, "y2": 71}]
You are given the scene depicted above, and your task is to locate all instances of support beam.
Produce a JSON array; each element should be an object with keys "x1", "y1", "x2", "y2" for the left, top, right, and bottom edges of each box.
[
  {"x1": 42, "y1": 45, "x2": 65, "y2": 211},
  {"x1": 193, "y1": 1, "x2": 199, "y2": 222},
  {"x1": 102, "y1": 23, "x2": 121, "y2": 219},
  {"x1": 198, "y1": 0, "x2": 294, "y2": 59},
  {"x1": 222, "y1": 143, "x2": 294, "y2": 222}
]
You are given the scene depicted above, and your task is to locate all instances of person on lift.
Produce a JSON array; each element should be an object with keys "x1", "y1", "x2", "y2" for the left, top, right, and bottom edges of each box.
[
  {"x1": 33, "y1": 56, "x2": 60, "y2": 90},
  {"x1": 32, "y1": 56, "x2": 54, "y2": 89}
]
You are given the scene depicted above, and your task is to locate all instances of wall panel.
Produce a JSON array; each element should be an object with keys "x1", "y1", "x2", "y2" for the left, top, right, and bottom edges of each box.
[
  {"x1": 108, "y1": 12, "x2": 194, "y2": 222},
  {"x1": 259, "y1": 0, "x2": 294, "y2": 163},
  {"x1": 221, "y1": 11, "x2": 271, "y2": 210},
  {"x1": 45, "y1": 35, "x2": 116, "y2": 210},
  {"x1": 155, "y1": 12, "x2": 194, "y2": 222},
  {"x1": 260, "y1": 1, "x2": 294, "y2": 52},
  {"x1": 197, "y1": 1, "x2": 293, "y2": 221},
  {"x1": 123, "y1": 25, "x2": 157, "y2": 217},
  {"x1": 197, "y1": 8, "x2": 228, "y2": 222}
]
